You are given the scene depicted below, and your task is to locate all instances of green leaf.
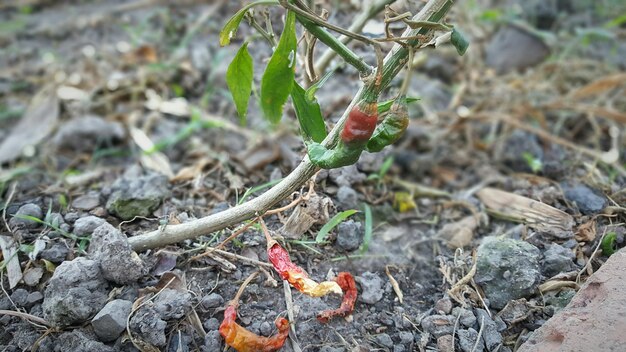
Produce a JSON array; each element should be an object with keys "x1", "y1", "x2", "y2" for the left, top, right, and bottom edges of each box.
[
  {"x1": 601, "y1": 232, "x2": 618, "y2": 256},
  {"x1": 261, "y1": 10, "x2": 297, "y2": 124},
  {"x1": 315, "y1": 209, "x2": 359, "y2": 243},
  {"x1": 305, "y1": 68, "x2": 335, "y2": 102},
  {"x1": 291, "y1": 81, "x2": 327, "y2": 143},
  {"x1": 226, "y1": 43, "x2": 254, "y2": 125},
  {"x1": 378, "y1": 97, "x2": 419, "y2": 114},
  {"x1": 219, "y1": 0, "x2": 279, "y2": 46},
  {"x1": 359, "y1": 204, "x2": 373, "y2": 254},
  {"x1": 451, "y1": 27, "x2": 469, "y2": 56}
]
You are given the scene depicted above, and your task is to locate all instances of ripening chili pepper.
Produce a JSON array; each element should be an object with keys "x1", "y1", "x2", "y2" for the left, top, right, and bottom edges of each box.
[
  {"x1": 366, "y1": 95, "x2": 409, "y2": 152},
  {"x1": 307, "y1": 99, "x2": 379, "y2": 169},
  {"x1": 316, "y1": 272, "x2": 358, "y2": 323},
  {"x1": 219, "y1": 272, "x2": 290, "y2": 352},
  {"x1": 267, "y1": 241, "x2": 342, "y2": 297},
  {"x1": 219, "y1": 305, "x2": 290, "y2": 352}
]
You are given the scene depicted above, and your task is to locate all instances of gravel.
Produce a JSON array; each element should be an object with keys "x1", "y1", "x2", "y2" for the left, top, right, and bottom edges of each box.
[
  {"x1": 42, "y1": 257, "x2": 108, "y2": 327},
  {"x1": 335, "y1": 220, "x2": 363, "y2": 252},
  {"x1": 356, "y1": 272, "x2": 384, "y2": 304},
  {"x1": 106, "y1": 172, "x2": 170, "y2": 220},
  {"x1": 91, "y1": 299, "x2": 133, "y2": 342},
  {"x1": 88, "y1": 222, "x2": 145, "y2": 284},
  {"x1": 8, "y1": 203, "x2": 42, "y2": 230},
  {"x1": 475, "y1": 237, "x2": 541, "y2": 309}
]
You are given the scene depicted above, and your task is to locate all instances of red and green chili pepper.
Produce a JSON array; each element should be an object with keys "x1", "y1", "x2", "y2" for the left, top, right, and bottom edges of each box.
[{"x1": 307, "y1": 99, "x2": 378, "y2": 169}]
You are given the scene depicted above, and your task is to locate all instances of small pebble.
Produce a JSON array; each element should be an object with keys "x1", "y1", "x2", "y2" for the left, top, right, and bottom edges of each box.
[{"x1": 201, "y1": 293, "x2": 224, "y2": 309}]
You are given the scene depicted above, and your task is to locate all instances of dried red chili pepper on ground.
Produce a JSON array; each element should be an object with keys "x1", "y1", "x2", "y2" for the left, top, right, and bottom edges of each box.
[
  {"x1": 219, "y1": 272, "x2": 290, "y2": 352},
  {"x1": 262, "y1": 220, "x2": 341, "y2": 297},
  {"x1": 307, "y1": 99, "x2": 379, "y2": 169},
  {"x1": 316, "y1": 272, "x2": 358, "y2": 323},
  {"x1": 267, "y1": 242, "x2": 342, "y2": 297},
  {"x1": 220, "y1": 305, "x2": 290, "y2": 352}
]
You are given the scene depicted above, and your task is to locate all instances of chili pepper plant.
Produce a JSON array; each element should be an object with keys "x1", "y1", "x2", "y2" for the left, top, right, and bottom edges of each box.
[{"x1": 212, "y1": 0, "x2": 468, "y2": 351}]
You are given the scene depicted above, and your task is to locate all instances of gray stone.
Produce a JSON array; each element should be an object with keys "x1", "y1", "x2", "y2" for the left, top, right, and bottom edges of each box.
[
  {"x1": 452, "y1": 307, "x2": 477, "y2": 328},
  {"x1": 25, "y1": 292, "x2": 43, "y2": 306},
  {"x1": 54, "y1": 330, "x2": 115, "y2": 352},
  {"x1": 73, "y1": 216, "x2": 106, "y2": 237},
  {"x1": 42, "y1": 257, "x2": 108, "y2": 327},
  {"x1": 153, "y1": 288, "x2": 192, "y2": 320},
  {"x1": 475, "y1": 237, "x2": 541, "y2": 309},
  {"x1": 485, "y1": 24, "x2": 550, "y2": 74},
  {"x1": 475, "y1": 309, "x2": 503, "y2": 350},
  {"x1": 435, "y1": 297, "x2": 453, "y2": 314},
  {"x1": 399, "y1": 331, "x2": 414, "y2": 344},
  {"x1": 336, "y1": 186, "x2": 358, "y2": 210},
  {"x1": 71, "y1": 192, "x2": 101, "y2": 211},
  {"x1": 9, "y1": 204, "x2": 42, "y2": 229},
  {"x1": 500, "y1": 131, "x2": 543, "y2": 173},
  {"x1": 203, "y1": 317, "x2": 220, "y2": 331},
  {"x1": 542, "y1": 243, "x2": 575, "y2": 277},
  {"x1": 335, "y1": 220, "x2": 362, "y2": 252},
  {"x1": 201, "y1": 293, "x2": 224, "y2": 309},
  {"x1": 356, "y1": 272, "x2": 384, "y2": 304},
  {"x1": 562, "y1": 183, "x2": 607, "y2": 215},
  {"x1": 458, "y1": 328, "x2": 483, "y2": 352},
  {"x1": 53, "y1": 115, "x2": 125, "y2": 152},
  {"x1": 10, "y1": 289, "x2": 29, "y2": 307},
  {"x1": 130, "y1": 305, "x2": 167, "y2": 347},
  {"x1": 23, "y1": 267, "x2": 44, "y2": 286},
  {"x1": 40, "y1": 242, "x2": 69, "y2": 263},
  {"x1": 259, "y1": 321, "x2": 272, "y2": 336},
  {"x1": 420, "y1": 315, "x2": 455, "y2": 337},
  {"x1": 375, "y1": 333, "x2": 394, "y2": 348},
  {"x1": 203, "y1": 330, "x2": 222, "y2": 351},
  {"x1": 88, "y1": 222, "x2": 145, "y2": 284},
  {"x1": 328, "y1": 165, "x2": 367, "y2": 187},
  {"x1": 91, "y1": 299, "x2": 133, "y2": 342},
  {"x1": 106, "y1": 173, "x2": 170, "y2": 220}
]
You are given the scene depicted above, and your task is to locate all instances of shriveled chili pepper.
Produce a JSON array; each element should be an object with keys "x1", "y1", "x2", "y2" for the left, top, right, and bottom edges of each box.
[
  {"x1": 267, "y1": 241, "x2": 342, "y2": 297},
  {"x1": 261, "y1": 220, "x2": 341, "y2": 297},
  {"x1": 316, "y1": 272, "x2": 358, "y2": 323},
  {"x1": 307, "y1": 98, "x2": 378, "y2": 169},
  {"x1": 365, "y1": 95, "x2": 409, "y2": 152},
  {"x1": 219, "y1": 272, "x2": 290, "y2": 352}
]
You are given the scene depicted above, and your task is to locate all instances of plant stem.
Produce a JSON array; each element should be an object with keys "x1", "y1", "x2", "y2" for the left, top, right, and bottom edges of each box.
[
  {"x1": 297, "y1": 16, "x2": 372, "y2": 75},
  {"x1": 128, "y1": 0, "x2": 455, "y2": 251}
]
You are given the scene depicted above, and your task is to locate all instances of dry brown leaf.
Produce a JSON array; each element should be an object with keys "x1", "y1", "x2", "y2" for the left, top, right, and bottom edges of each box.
[
  {"x1": 172, "y1": 158, "x2": 213, "y2": 182},
  {"x1": 539, "y1": 280, "x2": 578, "y2": 293},
  {"x1": 437, "y1": 216, "x2": 478, "y2": 249},
  {"x1": 575, "y1": 219, "x2": 597, "y2": 242},
  {"x1": 477, "y1": 187, "x2": 574, "y2": 238},
  {"x1": 0, "y1": 86, "x2": 59, "y2": 163}
]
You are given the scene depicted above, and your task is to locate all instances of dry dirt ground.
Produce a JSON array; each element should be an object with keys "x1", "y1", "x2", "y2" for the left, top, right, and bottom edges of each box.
[{"x1": 1, "y1": 0, "x2": 625, "y2": 351}]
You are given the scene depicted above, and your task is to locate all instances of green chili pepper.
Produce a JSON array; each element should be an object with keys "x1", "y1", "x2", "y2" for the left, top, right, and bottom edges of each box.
[
  {"x1": 308, "y1": 99, "x2": 378, "y2": 169},
  {"x1": 365, "y1": 95, "x2": 409, "y2": 152}
]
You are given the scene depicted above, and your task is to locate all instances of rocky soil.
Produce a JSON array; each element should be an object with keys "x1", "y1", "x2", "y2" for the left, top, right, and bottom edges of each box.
[{"x1": 1, "y1": 0, "x2": 625, "y2": 351}]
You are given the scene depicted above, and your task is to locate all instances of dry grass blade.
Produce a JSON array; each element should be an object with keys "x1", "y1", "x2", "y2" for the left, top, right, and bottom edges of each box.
[
  {"x1": 0, "y1": 235, "x2": 23, "y2": 289},
  {"x1": 477, "y1": 187, "x2": 574, "y2": 238},
  {"x1": 539, "y1": 280, "x2": 579, "y2": 293},
  {"x1": 385, "y1": 265, "x2": 404, "y2": 304},
  {"x1": 569, "y1": 73, "x2": 626, "y2": 99}
]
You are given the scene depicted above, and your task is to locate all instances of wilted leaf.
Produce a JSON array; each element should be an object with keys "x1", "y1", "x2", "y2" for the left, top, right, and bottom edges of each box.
[
  {"x1": 451, "y1": 27, "x2": 469, "y2": 56},
  {"x1": 227, "y1": 43, "x2": 254, "y2": 125},
  {"x1": 393, "y1": 192, "x2": 417, "y2": 213},
  {"x1": 219, "y1": 0, "x2": 279, "y2": 46},
  {"x1": 291, "y1": 81, "x2": 327, "y2": 143},
  {"x1": 260, "y1": 10, "x2": 297, "y2": 124},
  {"x1": 0, "y1": 86, "x2": 59, "y2": 164}
]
